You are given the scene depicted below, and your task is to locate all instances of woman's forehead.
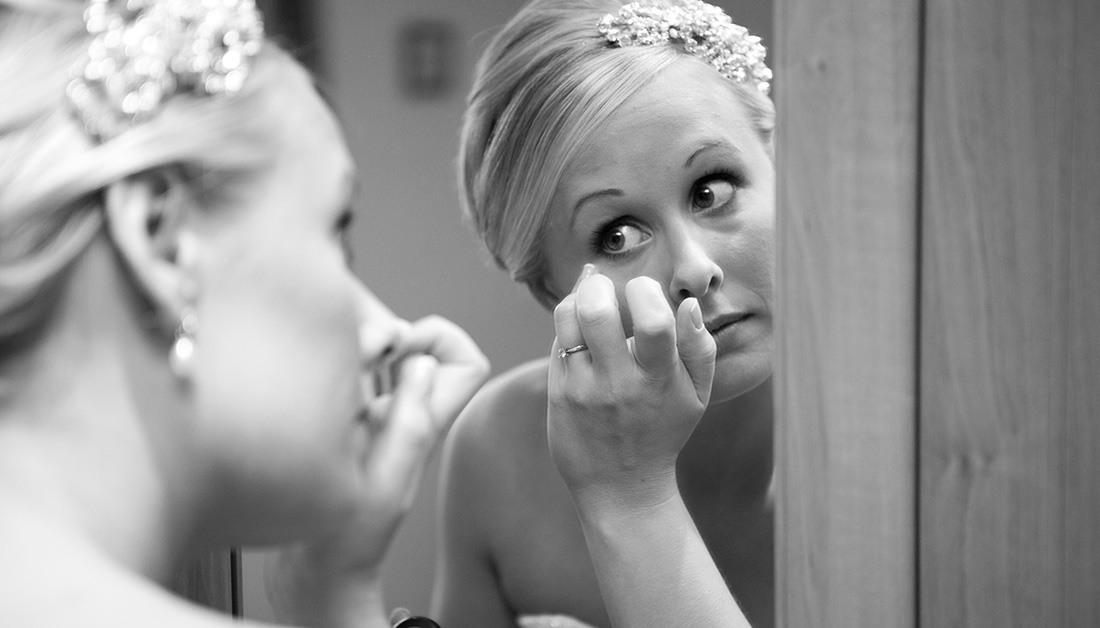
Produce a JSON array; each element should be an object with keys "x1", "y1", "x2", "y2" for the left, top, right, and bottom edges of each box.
[
  {"x1": 580, "y1": 60, "x2": 752, "y2": 150},
  {"x1": 567, "y1": 94, "x2": 753, "y2": 184}
]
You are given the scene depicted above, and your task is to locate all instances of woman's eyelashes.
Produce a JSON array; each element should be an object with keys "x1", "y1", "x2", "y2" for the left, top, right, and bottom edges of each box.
[
  {"x1": 336, "y1": 208, "x2": 355, "y2": 264},
  {"x1": 590, "y1": 218, "x2": 651, "y2": 257},
  {"x1": 691, "y1": 170, "x2": 743, "y2": 213},
  {"x1": 586, "y1": 171, "x2": 745, "y2": 258}
]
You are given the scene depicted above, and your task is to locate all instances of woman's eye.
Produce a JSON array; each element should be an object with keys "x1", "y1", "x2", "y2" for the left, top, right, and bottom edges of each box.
[
  {"x1": 598, "y1": 222, "x2": 649, "y2": 255},
  {"x1": 692, "y1": 178, "x2": 736, "y2": 210},
  {"x1": 336, "y1": 209, "x2": 354, "y2": 233},
  {"x1": 336, "y1": 210, "x2": 354, "y2": 263}
]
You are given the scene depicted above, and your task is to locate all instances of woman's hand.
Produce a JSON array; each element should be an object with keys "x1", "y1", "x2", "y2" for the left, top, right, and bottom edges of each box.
[
  {"x1": 348, "y1": 315, "x2": 493, "y2": 565},
  {"x1": 547, "y1": 270, "x2": 752, "y2": 628},
  {"x1": 547, "y1": 266, "x2": 716, "y2": 508},
  {"x1": 267, "y1": 315, "x2": 490, "y2": 628}
]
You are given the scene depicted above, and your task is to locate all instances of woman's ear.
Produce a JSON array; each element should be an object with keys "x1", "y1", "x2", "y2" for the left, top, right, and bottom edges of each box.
[{"x1": 103, "y1": 169, "x2": 200, "y2": 321}]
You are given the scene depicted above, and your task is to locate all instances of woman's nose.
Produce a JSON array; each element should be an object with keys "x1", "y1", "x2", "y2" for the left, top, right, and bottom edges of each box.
[
  {"x1": 354, "y1": 282, "x2": 407, "y2": 366},
  {"x1": 667, "y1": 230, "x2": 724, "y2": 302}
]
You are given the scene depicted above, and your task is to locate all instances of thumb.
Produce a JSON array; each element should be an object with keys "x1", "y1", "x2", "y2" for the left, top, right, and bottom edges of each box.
[
  {"x1": 369, "y1": 354, "x2": 440, "y2": 489},
  {"x1": 676, "y1": 298, "x2": 716, "y2": 405}
]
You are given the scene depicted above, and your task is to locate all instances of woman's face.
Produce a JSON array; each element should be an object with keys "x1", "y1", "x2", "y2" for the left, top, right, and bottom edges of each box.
[
  {"x1": 543, "y1": 57, "x2": 775, "y2": 403},
  {"x1": 190, "y1": 66, "x2": 403, "y2": 542}
]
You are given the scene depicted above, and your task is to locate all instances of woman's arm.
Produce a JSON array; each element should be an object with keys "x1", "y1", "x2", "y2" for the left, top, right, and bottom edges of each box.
[
  {"x1": 548, "y1": 270, "x2": 751, "y2": 628},
  {"x1": 569, "y1": 484, "x2": 751, "y2": 628}
]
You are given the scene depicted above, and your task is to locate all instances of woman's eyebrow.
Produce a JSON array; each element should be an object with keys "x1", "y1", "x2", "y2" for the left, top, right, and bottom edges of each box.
[
  {"x1": 685, "y1": 140, "x2": 742, "y2": 167},
  {"x1": 571, "y1": 187, "x2": 625, "y2": 228}
]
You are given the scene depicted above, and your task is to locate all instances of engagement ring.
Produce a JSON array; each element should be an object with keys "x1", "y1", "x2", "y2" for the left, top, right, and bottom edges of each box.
[{"x1": 558, "y1": 344, "x2": 589, "y2": 359}]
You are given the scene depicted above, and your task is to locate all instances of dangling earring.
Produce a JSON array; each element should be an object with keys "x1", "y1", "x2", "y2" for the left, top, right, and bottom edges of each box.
[{"x1": 169, "y1": 307, "x2": 199, "y2": 379}]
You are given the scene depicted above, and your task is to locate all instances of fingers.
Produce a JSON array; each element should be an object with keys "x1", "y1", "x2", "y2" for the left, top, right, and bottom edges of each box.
[
  {"x1": 360, "y1": 318, "x2": 411, "y2": 372},
  {"x1": 392, "y1": 315, "x2": 487, "y2": 373},
  {"x1": 389, "y1": 315, "x2": 491, "y2": 428},
  {"x1": 571, "y1": 263, "x2": 598, "y2": 293},
  {"x1": 572, "y1": 273, "x2": 629, "y2": 370},
  {"x1": 555, "y1": 269, "x2": 679, "y2": 377},
  {"x1": 366, "y1": 354, "x2": 439, "y2": 506},
  {"x1": 552, "y1": 267, "x2": 713, "y2": 403},
  {"x1": 553, "y1": 292, "x2": 584, "y2": 358},
  {"x1": 624, "y1": 276, "x2": 676, "y2": 376},
  {"x1": 367, "y1": 316, "x2": 490, "y2": 495},
  {"x1": 553, "y1": 263, "x2": 596, "y2": 357},
  {"x1": 382, "y1": 355, "x2": 437, "y2": 445},
  {"x1": 675, "y1": 297, "x2": 717, "y2": 405}
]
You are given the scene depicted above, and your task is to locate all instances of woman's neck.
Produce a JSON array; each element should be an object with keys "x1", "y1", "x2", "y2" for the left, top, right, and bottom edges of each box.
[
  {"x1": 677, "y1": 376, "x2": 774, "y2": 500},
  {"x1": 0, "y1": 402, "x2": 183, "y2": 583},
  {"x1": 0, "y1": 240, "x2": 197, "y2": 584}
]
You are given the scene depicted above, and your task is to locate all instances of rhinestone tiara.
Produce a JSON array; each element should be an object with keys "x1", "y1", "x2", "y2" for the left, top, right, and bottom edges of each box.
[
  {"x1": 66, "y1": 0, "x2": 265, "y2": 142},
  {"x1": 596, "y1": 0, "x2": 771, "y2": 95}
]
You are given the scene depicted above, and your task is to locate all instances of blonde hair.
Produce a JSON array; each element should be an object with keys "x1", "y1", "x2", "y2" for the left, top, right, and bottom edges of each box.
[
  {"x1": 0, "y1": 1, "x2": 304, "y2": 358},
  {"x1": 458, "y1": 0, "x2": 775, "y2": 308}
]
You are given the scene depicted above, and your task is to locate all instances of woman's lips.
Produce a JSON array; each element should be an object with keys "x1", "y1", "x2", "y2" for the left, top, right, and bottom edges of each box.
[
  {"x1": 705, "y1": 312, "x2": 754, "y2": 353},
  {"x1": 705, "y1": 312, "x2": 752, "y2": 334}
]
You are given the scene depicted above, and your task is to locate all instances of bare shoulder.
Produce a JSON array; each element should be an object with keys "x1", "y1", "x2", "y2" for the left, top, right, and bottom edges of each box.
[
  {"x1": 439, "y1": 357, "x2": 561, "y2": 523},
  {"x1": 436, "y1": 359, "x2": 609, "y2": 625},
  {"x1": 445, "y1": 356, "x2": 552, "y2": 466}
]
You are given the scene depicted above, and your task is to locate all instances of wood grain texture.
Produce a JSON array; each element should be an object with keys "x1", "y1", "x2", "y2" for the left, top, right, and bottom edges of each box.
[
  {"x1": 920, "y1": 0, "x2": 1100, "y2": 624},
  {"x1": 1063, "y1": 2, "x2": 1100, "y2": 622},
  {"x1": 774, "y1": 1, "x2": 921, "y2": 626}
]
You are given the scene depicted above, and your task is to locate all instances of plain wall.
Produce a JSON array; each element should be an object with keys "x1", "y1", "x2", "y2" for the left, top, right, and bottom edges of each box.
[{"x1": 242, "y1": 0, "x2": 774, "y2": 620}]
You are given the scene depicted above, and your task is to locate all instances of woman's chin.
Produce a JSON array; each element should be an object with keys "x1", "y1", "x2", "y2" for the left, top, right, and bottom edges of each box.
[{"x1": 708, "y1": 350, "x2": 772, "y2": 404}]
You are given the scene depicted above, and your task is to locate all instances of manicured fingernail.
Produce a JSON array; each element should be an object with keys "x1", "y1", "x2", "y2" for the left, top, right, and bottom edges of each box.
[
  {"x1": 572, "y1": 263, "x2": 596, "y2": 292},
  {"x1": 689, "y1": 299, "x2": 704, "y2": 330},
  {"x1": 389, "y1": 607, "x2": 412, "y2": 624},
  {"x1": 400, "y1": 355, "x2": 435, "y2": 390}
]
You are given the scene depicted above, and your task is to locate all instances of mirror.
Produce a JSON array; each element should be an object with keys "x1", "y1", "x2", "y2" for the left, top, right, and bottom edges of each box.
[{"x1": 238, "y1": 0, "x2": 775, "y2": 622}]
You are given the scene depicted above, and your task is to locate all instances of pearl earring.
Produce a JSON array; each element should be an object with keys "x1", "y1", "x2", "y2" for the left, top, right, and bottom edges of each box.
[{"x1": 169, "y1": 307, "x2": 199, "y2": 379}]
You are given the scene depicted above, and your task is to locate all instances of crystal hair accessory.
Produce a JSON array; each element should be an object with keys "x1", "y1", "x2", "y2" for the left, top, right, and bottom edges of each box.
[
  {"x1": 596, "y1": 0, "x2": 771, "y2": 95},
  {"x1": 66, "y1": 0, "x2": 265, "y2": 141}
]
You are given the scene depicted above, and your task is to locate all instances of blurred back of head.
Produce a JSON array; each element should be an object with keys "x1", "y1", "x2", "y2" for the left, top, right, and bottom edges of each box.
[{"x1": 0, "y1": 0, "x2": 301, "y2": 365}]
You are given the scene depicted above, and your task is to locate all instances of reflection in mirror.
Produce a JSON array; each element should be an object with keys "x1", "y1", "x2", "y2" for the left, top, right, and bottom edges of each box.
[
  {"x1": 437, "y1": 1, "x2": 777, "y2": 626},
  {"x1": 240, "y1": 0, "x2": 775, "y2": 626}
]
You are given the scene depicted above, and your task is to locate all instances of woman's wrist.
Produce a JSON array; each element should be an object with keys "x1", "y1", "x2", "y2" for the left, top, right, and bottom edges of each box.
[
  {"x1": 567, "y1": 468, "x2": 683, "y2": 533},
  {"x1": 567, "y1": 463, "x2": 680, "y2": 512}
]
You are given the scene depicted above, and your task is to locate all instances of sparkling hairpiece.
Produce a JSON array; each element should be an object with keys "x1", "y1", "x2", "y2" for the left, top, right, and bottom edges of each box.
[
  {"x1": 597, "y1": 0, "x2": 771, "y2": 95},
  {"x1": 66, "y1": 0, "x2": 265, "y2": 141}
]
